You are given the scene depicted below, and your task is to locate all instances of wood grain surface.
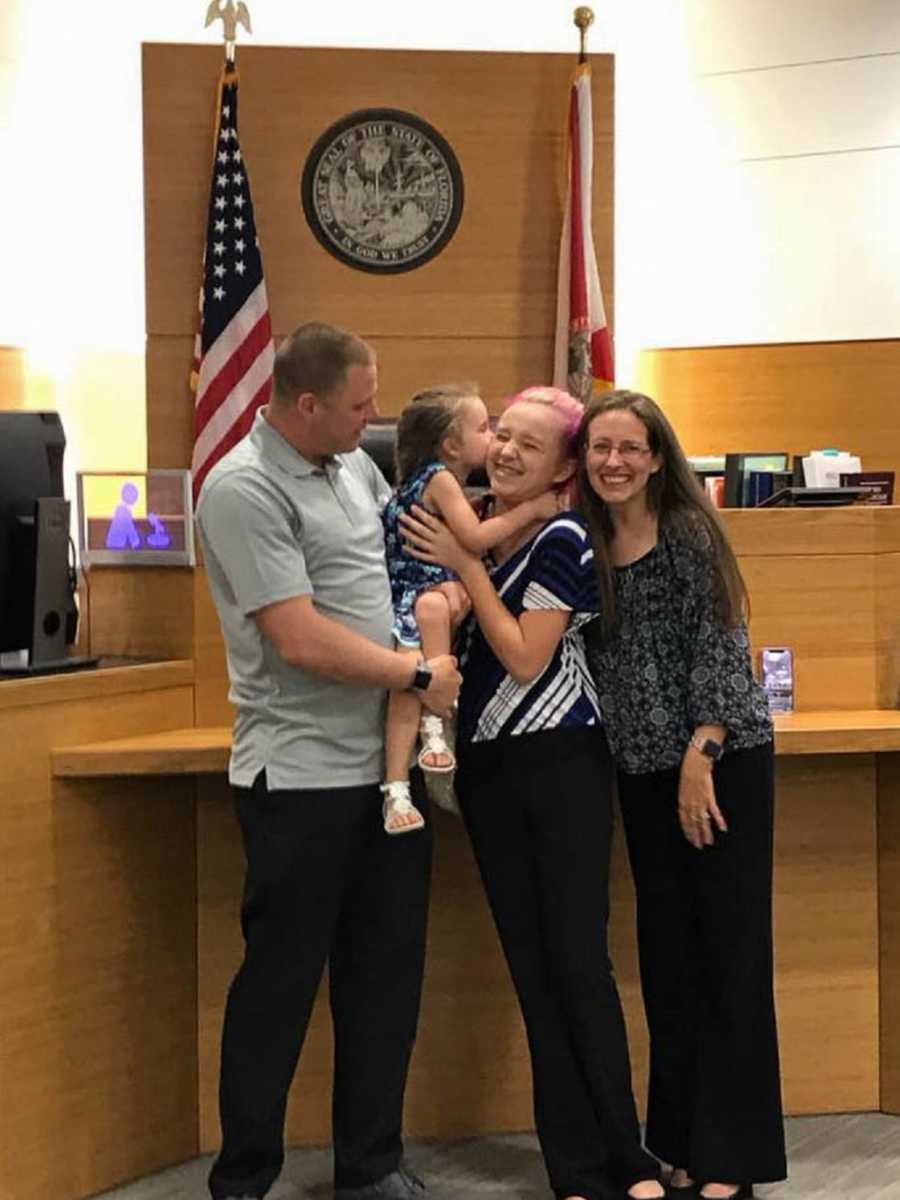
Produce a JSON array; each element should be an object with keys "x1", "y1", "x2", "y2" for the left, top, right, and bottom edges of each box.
[
  {"x1": 141, "y1": 43, "x2": 613, "y2": 468},
  {"x1": 636, "y1": 339, "x2": 900, "y2": 474},
  {"x1": 0, "y1": 672, "x2": 199, "y2": 1200}
]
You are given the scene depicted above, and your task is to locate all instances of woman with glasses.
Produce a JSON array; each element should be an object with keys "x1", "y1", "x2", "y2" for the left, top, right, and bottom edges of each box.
[{"x1": 575, "y1": 391, "x2": 786, "y2": 1200}]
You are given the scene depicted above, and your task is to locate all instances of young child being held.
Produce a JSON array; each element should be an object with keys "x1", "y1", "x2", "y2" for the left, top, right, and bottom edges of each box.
[{"x1": 380, "y1": 383, "x2": 561, "y2": 835}]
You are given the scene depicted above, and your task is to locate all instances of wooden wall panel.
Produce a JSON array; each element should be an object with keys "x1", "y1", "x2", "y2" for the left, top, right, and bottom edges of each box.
[
  {"x1": 148, "y1": 334, "x2": 561, "y2": 469},
  {"x1": 773, "y1": 757, "x2": 879, "y2": 1113},
  {"x1": 879, "y1": 753, "x2": 900, "y2": 1113},
  {"x1": 142, "y1": 44, "x2": 613, "y2": 469},
  {"x1": 194, "y1": 564, "x2": 232, "y2": 727},
  {"x1": 87, "y1": 566, "x2": 196, "y2": 663},
  {"x1": 0, "y1": 678, "x2": 199, "y2": 1200},
  {"x1": 876, "y1": 555, "x2": 900, "y2": 710},
  {"x1": 142, "y1": 45, "x2": 613, "y2": 339},
  {"x1": 635, "y1": 339, "x2": 900, "y2": 473},
  {"x1": 741, "y1": 554, "x2": 877, "y2": 711},
  {"x1": 723, "y1": 506, "x2": 891, "y2": 559},
  {"x1": 721, "y1": 509, "x2": 900, "y2": 713},
  {"x1": 146, "y1": 337, "x2": 196, "y2": 475},
  {"x1": 197, "y1": 755, "x2": 877, "y2": 1152}
]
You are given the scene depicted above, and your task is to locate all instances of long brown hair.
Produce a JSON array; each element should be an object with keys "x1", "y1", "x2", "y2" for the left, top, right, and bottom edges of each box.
[
  {"x1": 574, "y1": 390, "x2": 749, "y2": 640},
  {"x1": 395, "y1": 383, "x2": 479, "y2": 484}
]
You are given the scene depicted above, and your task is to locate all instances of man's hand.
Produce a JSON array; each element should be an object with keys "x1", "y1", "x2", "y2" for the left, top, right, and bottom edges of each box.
[{"x1": 420, "y1": 654, "x2": 461, "y2": 716}]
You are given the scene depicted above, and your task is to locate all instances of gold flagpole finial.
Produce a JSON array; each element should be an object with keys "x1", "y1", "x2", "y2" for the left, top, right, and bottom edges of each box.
[
  {"x1": 205, "y1": 0, "x2": 253, "y2": 65},
  {"x1": 573, "y1": 7, "x2": 594, "y2": 62}
]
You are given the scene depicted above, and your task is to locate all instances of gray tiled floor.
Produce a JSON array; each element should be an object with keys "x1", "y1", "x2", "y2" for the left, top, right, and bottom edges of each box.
[{"x1": 94, "y1": 1114, "x2": 900, "y2": 1200}]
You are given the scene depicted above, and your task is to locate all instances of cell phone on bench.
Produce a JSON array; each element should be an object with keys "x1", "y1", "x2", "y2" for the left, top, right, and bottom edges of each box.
[{"x1": 760, "y1": 648, "x2": 793, "y2": 714}]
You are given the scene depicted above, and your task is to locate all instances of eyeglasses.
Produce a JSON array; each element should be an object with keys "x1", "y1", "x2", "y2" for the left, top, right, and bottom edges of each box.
[{"x1": 589, "y1": 441, "x2": 652, "y2": 462}]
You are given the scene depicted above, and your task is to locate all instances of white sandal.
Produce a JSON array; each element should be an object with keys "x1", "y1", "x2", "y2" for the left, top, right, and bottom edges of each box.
[
  {"x1": 417, "y1": 714, "x2": 456, "y2": 774},
  {"x1": 380, "y1": 780, "x2": 425, "y2": 836}
]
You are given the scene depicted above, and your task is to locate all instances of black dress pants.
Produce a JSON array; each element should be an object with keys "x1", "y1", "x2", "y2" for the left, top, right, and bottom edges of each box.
[
  {"x1": 618, "y1": 741, "x2": 787, "y2": 1185},
  {"x1": 456, "y1": 727, "x2": 659, "y2": 1200},
  {"x1": 208, "y1": 769, "x2": 432, "y2": 1200}
]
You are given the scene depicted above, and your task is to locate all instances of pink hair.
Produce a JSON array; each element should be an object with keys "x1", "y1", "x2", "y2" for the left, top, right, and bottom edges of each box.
[{"x1": 502, "y1": 385, "x2": 584, "y2": 452}]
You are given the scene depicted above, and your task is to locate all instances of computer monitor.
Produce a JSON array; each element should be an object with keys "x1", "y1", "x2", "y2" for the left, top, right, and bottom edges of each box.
[{"x1": 0, "y1": 411, "x2": 95, "y2": 676}]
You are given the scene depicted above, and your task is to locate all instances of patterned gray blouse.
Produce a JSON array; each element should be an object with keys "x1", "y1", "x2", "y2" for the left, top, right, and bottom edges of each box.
[{"x1": 585, "y1": 520, "x2": 773, "y2": 775}]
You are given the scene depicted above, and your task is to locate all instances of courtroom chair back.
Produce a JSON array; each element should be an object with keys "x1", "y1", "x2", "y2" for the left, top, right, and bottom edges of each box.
[
  {"x1": 361, "y1": 421, "x2": 399, "y2": 487},
  {"x1": 360, "y1": 421, "x2": 489, "y2": 490}
]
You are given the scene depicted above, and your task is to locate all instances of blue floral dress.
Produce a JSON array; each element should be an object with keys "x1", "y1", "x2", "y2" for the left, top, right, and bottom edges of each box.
[{"x1": 382, "y1": 460, "x2": 455, "y2": 646}]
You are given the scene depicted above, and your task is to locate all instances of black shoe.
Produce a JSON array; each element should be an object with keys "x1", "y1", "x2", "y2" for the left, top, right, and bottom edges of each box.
[{"x1": 336, "y1": 1166, "x2": 440, "y2": 1200}]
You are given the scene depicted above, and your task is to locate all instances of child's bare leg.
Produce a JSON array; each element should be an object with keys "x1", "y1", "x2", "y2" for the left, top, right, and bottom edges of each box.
[
  {"x1": 384, "y1": 676, "x2": 421, "y2": 785},
  {"x1": 415, "y1": 589, "x2": 452, "y2": 660},
  {"x1": 414, "y1": 590, "x2": 455, "y2": 771},
  {"x1": 383, "y1": 649, "x2": 425, "y2": 834}
]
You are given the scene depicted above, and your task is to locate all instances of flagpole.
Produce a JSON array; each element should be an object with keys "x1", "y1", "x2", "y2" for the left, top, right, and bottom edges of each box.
[
  {"x1": 574, "y1": 6, "x2": 594, "y2": 64},
  {"x1": 192, "y1": 0, "x2": 274, "y2": 501},
  {"x1": 553, "y1": 4, "x2": 614, "y2": 399}
]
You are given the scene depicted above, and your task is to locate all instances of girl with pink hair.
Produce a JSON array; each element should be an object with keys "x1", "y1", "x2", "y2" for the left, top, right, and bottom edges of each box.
[{"x1": 402, "y1": 386, "x2": 664, "y2": 1200}]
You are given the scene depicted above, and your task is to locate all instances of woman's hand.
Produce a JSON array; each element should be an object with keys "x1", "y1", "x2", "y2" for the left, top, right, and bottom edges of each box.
[
  {"x1": 526, "y1": 488, "x2": 568, "y2": 522},
  {"x1": 677, "y1": 749, "x2": 728, "y2": 849},
  {"x1": 400, "y1": 505, "x2": 479, "y2": 575},
  {"x1": 433, "y1": 580, "x2": 472, "y2": 627}
]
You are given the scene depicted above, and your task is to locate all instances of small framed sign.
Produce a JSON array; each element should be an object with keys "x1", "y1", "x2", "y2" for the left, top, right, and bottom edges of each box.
[{"x1": 76, "y1": 470, "x2": 195, "y2": 567}]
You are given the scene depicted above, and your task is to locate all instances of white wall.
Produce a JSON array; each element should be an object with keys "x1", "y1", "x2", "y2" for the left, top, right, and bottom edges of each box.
[
  {"x1": 616, "y1": 0, "x2": 900, "y2": 363},
  {"x1": 2, "y1": 0, "x2": 899, "y2": 384}
]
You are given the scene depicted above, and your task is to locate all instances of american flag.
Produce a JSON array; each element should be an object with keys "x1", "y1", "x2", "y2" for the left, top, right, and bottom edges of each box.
[
  {"x1": 190, "y1": 65, "x2": 274, "y2": 501},
  {"x1": 552, "y1": 62, "x2": 614, "y2": 403}
]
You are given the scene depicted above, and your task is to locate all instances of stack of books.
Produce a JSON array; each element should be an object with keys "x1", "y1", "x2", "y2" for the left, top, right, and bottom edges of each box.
[
  {"x1": 689, "y1": 451, "x2": 895, "y2": 509},
  {"x1": 838, "y1": 472, "x2": 895, "y2": 505}
]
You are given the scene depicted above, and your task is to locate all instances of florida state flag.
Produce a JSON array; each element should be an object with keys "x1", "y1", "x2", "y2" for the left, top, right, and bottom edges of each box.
[{"x1": 553, "y1": 63, "x2": 614, "y2": 402}]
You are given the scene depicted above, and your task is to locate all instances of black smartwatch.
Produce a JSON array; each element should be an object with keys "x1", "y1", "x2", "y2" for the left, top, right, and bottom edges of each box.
[
  {"x1": 411, "y1": 659, "x2": 433, "y2": 691},
  {"x1": 690, "y1": 733, "x2": 724, "y2": 762}
]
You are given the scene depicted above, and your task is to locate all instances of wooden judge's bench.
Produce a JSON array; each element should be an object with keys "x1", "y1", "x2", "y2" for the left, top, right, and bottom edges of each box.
[{"x1": 1, "y1": 506, "x2": 900, "y2": 1200}]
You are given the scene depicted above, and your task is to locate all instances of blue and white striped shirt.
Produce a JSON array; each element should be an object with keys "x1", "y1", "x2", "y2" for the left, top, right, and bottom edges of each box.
[{"x1": 456, "y1": 512, "x2": 603, "y2": 744}]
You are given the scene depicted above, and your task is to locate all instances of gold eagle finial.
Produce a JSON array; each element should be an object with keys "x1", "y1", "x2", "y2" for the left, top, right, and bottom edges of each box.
[{"x1": 205, "y1": 0, "x2": 252, "y2": 62}]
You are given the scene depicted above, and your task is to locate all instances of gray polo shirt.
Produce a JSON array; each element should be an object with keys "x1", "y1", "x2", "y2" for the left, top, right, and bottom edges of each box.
[{"x1": 195, "y1": 409, "x2": 394, "y2": 791}]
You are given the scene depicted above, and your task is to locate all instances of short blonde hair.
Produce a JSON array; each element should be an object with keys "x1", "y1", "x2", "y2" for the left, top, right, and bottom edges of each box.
[{"x1": 271, "y1": 322, "x2": 373, "y2": 408}]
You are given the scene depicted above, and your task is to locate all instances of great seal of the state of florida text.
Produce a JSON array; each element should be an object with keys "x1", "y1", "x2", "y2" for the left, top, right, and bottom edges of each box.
[{"x1": 301, "y1": 108, "x2": 464, "y2": 274}]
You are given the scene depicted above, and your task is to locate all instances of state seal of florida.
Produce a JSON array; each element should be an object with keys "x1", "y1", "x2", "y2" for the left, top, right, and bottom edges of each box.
[{"x1": 301, "y1": 108, "x2": 464, "y2": 274}]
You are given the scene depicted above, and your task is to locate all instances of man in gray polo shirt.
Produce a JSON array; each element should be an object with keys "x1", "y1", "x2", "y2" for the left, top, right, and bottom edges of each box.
[{"x1": 196, "y1": 322, "x2": 460, "y2": 1200}]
